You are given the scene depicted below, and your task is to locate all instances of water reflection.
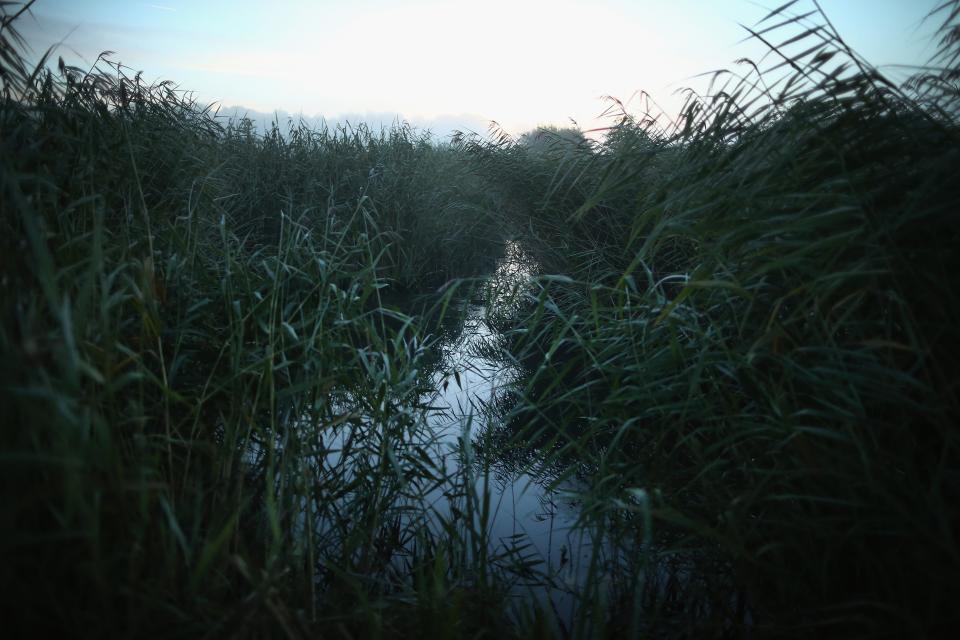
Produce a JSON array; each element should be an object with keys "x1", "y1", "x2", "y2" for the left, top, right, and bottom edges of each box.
[{"x1": 422, "y1": 240, "x2": 599, "y2": 624}]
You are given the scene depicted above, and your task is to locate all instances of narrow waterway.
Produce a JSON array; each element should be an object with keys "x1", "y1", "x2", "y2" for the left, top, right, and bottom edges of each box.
[{"x1": 420, "y1": 241, "x2": 598, "y2": 624}]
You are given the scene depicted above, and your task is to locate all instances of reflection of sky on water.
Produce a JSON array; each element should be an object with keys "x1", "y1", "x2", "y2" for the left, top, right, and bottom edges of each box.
[{"x1": 421, "y1": 242, "x2": 600, "y2": 623}]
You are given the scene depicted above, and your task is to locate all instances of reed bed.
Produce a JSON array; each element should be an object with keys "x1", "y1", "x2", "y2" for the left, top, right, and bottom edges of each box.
[
  {"x1": 2, "y1": 0, "x2": 959, "y2": 637},
  {"x1": 458, "y1": 2, "x2": 960, "y2": 636}
]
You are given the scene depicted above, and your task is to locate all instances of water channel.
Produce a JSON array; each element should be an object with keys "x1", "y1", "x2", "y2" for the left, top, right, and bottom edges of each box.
[{"x1": 419, "y1": 241, "x2": 596, "y2": 624}]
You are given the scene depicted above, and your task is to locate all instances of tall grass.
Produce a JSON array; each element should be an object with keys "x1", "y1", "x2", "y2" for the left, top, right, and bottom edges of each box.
[
  {"x1": 3, "y1": 0, "x2": 960, "y2": 637},
  {"x1": 0, "y1": 4, "x2": 515, "y2": 636},
  {"x1": 458, "y1": 1, "x2": 960, "y2": 636}
]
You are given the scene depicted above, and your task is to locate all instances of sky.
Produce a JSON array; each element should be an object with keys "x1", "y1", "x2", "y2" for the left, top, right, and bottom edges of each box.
[{"x1": 17, "y1": 0, "x2": 942, "y2": 138}]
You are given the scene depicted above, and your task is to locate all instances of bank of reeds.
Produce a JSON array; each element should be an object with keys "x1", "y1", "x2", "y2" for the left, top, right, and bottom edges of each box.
[
  {"x1": 460, "y1": 1, "x2": 960, "y2": 636},
  {"x1": 1, "y1": 3, "x2": 517, "y2": 636}
]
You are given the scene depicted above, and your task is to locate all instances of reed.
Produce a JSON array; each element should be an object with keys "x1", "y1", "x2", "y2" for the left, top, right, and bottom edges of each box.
[{"x1": 459, "y1": 1, "x2": 960, "y2": 636}]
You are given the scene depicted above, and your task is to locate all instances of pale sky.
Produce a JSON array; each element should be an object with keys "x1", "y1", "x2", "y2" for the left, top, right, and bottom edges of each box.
[{"x1": 19, "y1": 0, "x2": 940, "y2": 137}]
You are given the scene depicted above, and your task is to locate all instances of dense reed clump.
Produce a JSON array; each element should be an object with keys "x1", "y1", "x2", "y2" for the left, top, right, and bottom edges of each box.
[
  {"x1": 459, "y1": 2, "x2": 960, "y2": 636},
  {"x1": 0, "y1": 5, "x2": 516, "y2": 636},
  {"x1": 3, "y1": 0, "x2": 960, "y2": 637}
]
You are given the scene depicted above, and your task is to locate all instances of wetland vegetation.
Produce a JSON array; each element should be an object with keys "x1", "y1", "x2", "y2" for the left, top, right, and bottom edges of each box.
[{"x1": 2, "y1": 1, "x2": 960, "y2": 637}]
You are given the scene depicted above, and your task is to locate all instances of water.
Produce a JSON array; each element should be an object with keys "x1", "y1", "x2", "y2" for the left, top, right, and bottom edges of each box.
[{"x1": 418, "y1": 242, "x2": 598, "y2": 624}]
